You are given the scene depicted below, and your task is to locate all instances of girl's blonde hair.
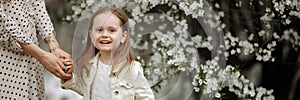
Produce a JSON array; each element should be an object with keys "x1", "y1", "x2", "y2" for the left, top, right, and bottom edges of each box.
[{"x1": 76, "y1": 7, "x2": 134, "y2": 84}]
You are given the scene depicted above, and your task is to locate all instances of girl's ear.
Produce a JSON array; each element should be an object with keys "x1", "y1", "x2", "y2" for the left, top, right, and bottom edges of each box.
[
  {"x1": 121, "y1": 31, "x2": 128, "y2": 43},
  {"x1": 88, "y1": 30, "x2": 92, "y2": 38},
  {"x1": 89, "y1": 30, "x2": 95, "y2": 44}
]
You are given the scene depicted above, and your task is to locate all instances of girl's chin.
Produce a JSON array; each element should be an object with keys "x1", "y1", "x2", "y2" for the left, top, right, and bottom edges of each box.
[{"x1": 97, "y1": 48, "x2": 111, "y2": 51}]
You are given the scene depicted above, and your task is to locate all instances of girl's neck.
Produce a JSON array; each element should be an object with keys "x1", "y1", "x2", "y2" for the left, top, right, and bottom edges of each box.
[{"x1": 99, "y1": 51, "x2": 112, "y2": 65}]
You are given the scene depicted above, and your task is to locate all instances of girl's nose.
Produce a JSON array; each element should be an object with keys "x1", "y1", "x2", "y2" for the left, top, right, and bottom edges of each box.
[{"x1": 100, "y1": 30, "x2": 109, "y2": 37}]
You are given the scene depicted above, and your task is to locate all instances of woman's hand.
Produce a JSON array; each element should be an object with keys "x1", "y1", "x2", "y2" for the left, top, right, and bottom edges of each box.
[
  {"x1": 50, "y1": 48, "x2": 74, "y2": 82},
  {"x1": 38, "y1": 52, "x2": 72, "y2": 79},
  {"x1": 20, "y1": 43, "x2": 72, "y2": 79}
]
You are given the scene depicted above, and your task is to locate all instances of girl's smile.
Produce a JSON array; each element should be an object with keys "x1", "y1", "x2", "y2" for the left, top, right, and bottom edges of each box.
[{"x1": 99, "y1": 40, "x2": 112, "y2": 44}]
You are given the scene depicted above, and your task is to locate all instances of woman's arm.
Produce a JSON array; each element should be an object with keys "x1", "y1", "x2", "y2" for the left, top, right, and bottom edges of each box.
[
  {"x1": 31, "y1": 0, "x2": 72, "y2": 60},
  {"x1": 0, "y1": 4, "x2": 33, "y2": 52},
  {"x1": 30, "y1": 0, "x2": 54, "y2": 40}
]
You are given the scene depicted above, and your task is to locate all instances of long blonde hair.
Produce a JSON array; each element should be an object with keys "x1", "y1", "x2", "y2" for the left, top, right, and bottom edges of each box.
[{"x1": 76, "y1": 7, "x2": 134, "y2": 84}]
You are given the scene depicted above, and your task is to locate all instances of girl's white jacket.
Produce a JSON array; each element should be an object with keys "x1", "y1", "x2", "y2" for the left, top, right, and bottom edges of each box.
[{"x1": 62, "y1": 53, "x2": 155, "y2": 100}]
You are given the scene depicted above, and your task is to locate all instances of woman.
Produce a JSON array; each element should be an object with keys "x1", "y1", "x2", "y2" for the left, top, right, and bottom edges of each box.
[{"x1": 0, "y1": 0, "x2": 73, "y2": 99}]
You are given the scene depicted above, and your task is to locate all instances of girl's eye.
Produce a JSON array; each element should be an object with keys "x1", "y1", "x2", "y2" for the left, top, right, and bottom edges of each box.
[
  {"x1": 97, "y1": 29, "x2": 102, "y2": 32},
  {"x1": 109, "y1": 29, "x2": 115, "y2": 32}
]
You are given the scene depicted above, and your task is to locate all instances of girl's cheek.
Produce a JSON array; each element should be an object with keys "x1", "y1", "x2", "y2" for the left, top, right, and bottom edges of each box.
[{"x1": 91, "y1": 33, "x2": 99, "y2": 39}]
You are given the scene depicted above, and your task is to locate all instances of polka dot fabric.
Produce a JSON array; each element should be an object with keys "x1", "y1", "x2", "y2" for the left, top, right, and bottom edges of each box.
[{"x1": 0, "y1": 0, "x2": 54, "y2": 99}]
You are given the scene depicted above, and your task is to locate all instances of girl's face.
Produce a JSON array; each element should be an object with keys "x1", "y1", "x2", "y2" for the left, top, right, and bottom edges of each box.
[{"x1": 90, "y1": 11, "x2": 128, "y2": 53}]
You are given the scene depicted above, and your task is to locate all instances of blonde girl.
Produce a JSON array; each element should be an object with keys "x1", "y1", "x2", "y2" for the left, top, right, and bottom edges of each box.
[{"x1": 62, "y1": 7, "x2": 155, "y2": 100}]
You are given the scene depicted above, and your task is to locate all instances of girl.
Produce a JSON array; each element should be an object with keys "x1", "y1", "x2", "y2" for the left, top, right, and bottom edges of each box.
[{"x1": 62, "y1": 7, "x2": 155, "y2": 100}]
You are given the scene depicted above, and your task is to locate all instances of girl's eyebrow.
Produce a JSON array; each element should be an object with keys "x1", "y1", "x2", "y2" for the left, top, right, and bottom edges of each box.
[
  {"x1": 107, "y1": 25, "x2": 118, "y2": 28},
  {"x1": 96, "y1": 25, "x2": 118, "y2": 28}
]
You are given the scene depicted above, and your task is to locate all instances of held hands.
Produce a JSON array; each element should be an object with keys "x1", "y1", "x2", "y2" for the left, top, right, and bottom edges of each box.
[
  {"x1": 50, "y1": 48, "x2": 74, "y2": 81},
  {"x1": 37, "y1": 52, "x2": 72, "y2": 79},
  {"x1": 60, "y1": 57, "x2": 74, "y2": 83}
]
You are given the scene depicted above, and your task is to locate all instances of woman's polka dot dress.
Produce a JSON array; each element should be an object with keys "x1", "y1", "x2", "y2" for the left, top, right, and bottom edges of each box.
[{"x1": 0, "y1": 0, "x2": 54, "y2": 99}]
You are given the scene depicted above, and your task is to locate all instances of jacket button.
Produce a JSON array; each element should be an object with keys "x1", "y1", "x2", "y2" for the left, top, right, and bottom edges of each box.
[
  {"x1": 114, "y1": 91, "x2": 119, "y2": 95},
  {"x1": 112, "y1": 73, "x2": 116, "y2": 76}
]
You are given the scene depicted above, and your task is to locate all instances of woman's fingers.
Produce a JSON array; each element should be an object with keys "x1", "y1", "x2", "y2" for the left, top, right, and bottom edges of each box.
[
  {"x1": 65, "y1": 65, "x2": 73, "y2": 74},
  {"x1": 53, "y1": 72, "x2": 62, "y2": 79},
  {"x1": 58, "y1": 58, "x2": 73, "y2": 79},
  {"x1": 49, "y1": 57, "x2": 71, "y2": 79},
  {"x1": 60, "y1": 58, "x2": 73, "y2": 74}
]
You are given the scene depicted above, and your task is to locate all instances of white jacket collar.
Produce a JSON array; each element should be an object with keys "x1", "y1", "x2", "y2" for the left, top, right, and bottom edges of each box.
[{"x1": 88, "y1": 52, "x2": 129, "y2": 75}]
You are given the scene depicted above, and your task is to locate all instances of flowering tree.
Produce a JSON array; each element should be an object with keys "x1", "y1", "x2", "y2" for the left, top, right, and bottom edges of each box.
[{"x1": 66, "y1": 0, "x2": 300, "y2": 99}]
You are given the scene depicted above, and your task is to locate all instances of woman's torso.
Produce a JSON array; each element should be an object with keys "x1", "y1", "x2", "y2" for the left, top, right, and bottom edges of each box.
[
  {"x1": 0, "y1": 0, "x2": 46, "y2": 99},
  {"x1": 0, "y1": 0, "x2": 39, "y2": 44}
]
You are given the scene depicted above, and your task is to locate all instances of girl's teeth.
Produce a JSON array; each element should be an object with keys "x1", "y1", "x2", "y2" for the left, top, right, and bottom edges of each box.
[{"x1": 100, "y1": 41, "x2": 111, "y2": 44}]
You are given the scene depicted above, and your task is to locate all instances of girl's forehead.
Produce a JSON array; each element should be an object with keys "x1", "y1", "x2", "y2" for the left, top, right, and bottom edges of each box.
[{"x1": 93, "y1": 12, "x2": 121, "y2": 27}]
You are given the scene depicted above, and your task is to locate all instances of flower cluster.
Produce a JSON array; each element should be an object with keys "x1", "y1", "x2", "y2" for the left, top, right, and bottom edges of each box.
[
  {"x1": 134, "y1": 15, "x2": 199, "y2": 92},
  {"x1": 192, "y1": 57, "x2": 275, "y2": 99},
  {"x1": 223, "y1": 32, "x2": 277, "y2": 62},
  {"x1": 178, "y1": 0, "x2": 204, "y2": 18},
  {"x1": 259, "y1": 0, "x2": 300, "y2": 53},
  {"x1": 192, "y1": 35, "x2": 213, "y2": 50},
  {"x1": 282, "y1": 29, "x2": 300, "y2": 51},
  {"x1": 260, "y1": 0, "x2": 300, "y2": 25}
]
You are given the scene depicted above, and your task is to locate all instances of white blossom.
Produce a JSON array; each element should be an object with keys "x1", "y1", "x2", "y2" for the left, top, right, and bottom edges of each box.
[{"x1": 215, "y1": 92, "x2": 221, "y2": 98}]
